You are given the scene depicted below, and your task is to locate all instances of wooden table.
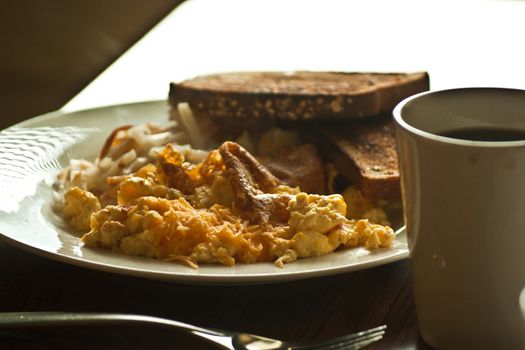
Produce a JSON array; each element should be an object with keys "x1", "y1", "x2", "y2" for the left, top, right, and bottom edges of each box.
[{"x1": 0, "y1": 239, "x2": 431, "y2": 349}]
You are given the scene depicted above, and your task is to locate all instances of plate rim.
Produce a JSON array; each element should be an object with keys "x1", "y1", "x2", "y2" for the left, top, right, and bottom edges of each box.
[{"x1": 0, "y1": 228, "x2": 408, "y2": 284}]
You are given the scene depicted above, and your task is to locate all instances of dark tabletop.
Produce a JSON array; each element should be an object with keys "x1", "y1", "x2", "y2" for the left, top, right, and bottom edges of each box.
[{"x1": 0, "y1": 239, "x2": 433, "y2": 349}]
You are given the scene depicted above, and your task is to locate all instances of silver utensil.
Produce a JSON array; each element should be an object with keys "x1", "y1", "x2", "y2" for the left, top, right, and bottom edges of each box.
[{"x1": 0, "y1": 312, "x2": 386, "y2": 350}]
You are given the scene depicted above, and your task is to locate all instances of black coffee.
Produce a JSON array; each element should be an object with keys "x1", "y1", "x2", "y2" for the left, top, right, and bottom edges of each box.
[{"x1": 439, "y1": 127, "x2": 525, "y2": 141}]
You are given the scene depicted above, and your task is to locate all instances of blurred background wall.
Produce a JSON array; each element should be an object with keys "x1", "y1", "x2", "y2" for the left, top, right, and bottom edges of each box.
[{"x1": 0, "y1": 0, "x2": 183, "y2": 129}]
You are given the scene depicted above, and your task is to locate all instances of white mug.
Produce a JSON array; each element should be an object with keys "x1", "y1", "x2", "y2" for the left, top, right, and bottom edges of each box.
[{"x1": 393, "y1": 88, "x2": 525, "y2": 349}]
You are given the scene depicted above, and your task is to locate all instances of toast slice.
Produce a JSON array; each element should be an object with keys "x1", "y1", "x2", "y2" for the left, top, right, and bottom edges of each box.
[
  {"x1": 306, "y1": 115, "x2": 400, "y2": 202},
  {"x1": 257, "y1": 144, "x2": 326, "y2": 194},
  {"x1": 169, "y1": 71, "x2": 429, "y2": 121}
]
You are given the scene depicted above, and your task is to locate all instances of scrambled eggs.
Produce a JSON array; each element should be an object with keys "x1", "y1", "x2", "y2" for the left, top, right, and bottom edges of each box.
[{"x1": 62, "y1": 142, "x2": 395, "y2": 268}]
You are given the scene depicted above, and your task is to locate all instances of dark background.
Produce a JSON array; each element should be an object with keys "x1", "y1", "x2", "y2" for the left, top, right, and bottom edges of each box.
[{"x1": 0, "y1": 0, "x2": 184, "y2": 130}]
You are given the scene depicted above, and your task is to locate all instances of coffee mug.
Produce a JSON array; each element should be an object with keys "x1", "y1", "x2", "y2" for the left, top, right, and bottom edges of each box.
[{"x1": 393, "y1": 88, "x2": 525, "y2": 349}]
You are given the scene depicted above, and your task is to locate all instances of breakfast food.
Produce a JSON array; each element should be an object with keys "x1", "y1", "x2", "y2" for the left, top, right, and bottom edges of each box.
[
  {"x1": 169, "y1": 71, "x2": 429, "y2": 120},
  {"x1": 59, "y1": 138, "x2": 394, "y2": 268},
  {"x1": 168, "y1": 71, "x2": 429, "y2": 219},
  {"x1": 305, "y1": 116, "x2": 400, "y2": 202},
  {"x1": 56, "y1": 70, "x2": 429, "y2": 268}
]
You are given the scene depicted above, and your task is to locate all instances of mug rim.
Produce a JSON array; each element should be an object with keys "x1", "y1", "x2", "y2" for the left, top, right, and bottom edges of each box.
[{"x1": 393, "y1": 87, "x2": 525, "y2": 148}]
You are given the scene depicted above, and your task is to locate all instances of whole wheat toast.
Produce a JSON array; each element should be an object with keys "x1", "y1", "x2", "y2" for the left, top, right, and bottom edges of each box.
[
  {"x1": 169, "y1": 71, "x2": 430, "y2": 201},
  {"x1": 169, "y1": 71, "x2": 429, "y2": 120},
  {"x1": 305, "y1": 116, "x2": 400, "y2": 201}
]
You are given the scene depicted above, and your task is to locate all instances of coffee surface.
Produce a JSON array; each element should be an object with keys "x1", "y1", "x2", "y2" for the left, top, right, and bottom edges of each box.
[{"x1": 440, "y1": 127, "x2": 525, "y2": 141}]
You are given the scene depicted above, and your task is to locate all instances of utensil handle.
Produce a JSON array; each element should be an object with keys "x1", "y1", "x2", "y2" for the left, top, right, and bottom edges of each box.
[{"x1": 0, "y1": 312, "x2": 223, "y2": 336}]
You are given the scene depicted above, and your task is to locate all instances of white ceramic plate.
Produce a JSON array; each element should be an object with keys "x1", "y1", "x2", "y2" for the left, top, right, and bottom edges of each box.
[{"x1": 0, "y1": 101, "x2": 408, "y2": 284}]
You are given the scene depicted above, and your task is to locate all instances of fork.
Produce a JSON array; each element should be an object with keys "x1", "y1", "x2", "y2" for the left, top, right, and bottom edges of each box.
[{"x1": 0, "y1": 312, "x2": 386, "y2": 350}]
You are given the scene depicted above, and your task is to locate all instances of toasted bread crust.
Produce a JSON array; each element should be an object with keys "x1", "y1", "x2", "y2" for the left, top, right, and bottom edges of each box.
[
  {"x1": 169, "y1": 71, "x2": 429, "y2": 121},
  {"x1": 306, "y1": 116, "x2": 400, "y2": 201}
]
